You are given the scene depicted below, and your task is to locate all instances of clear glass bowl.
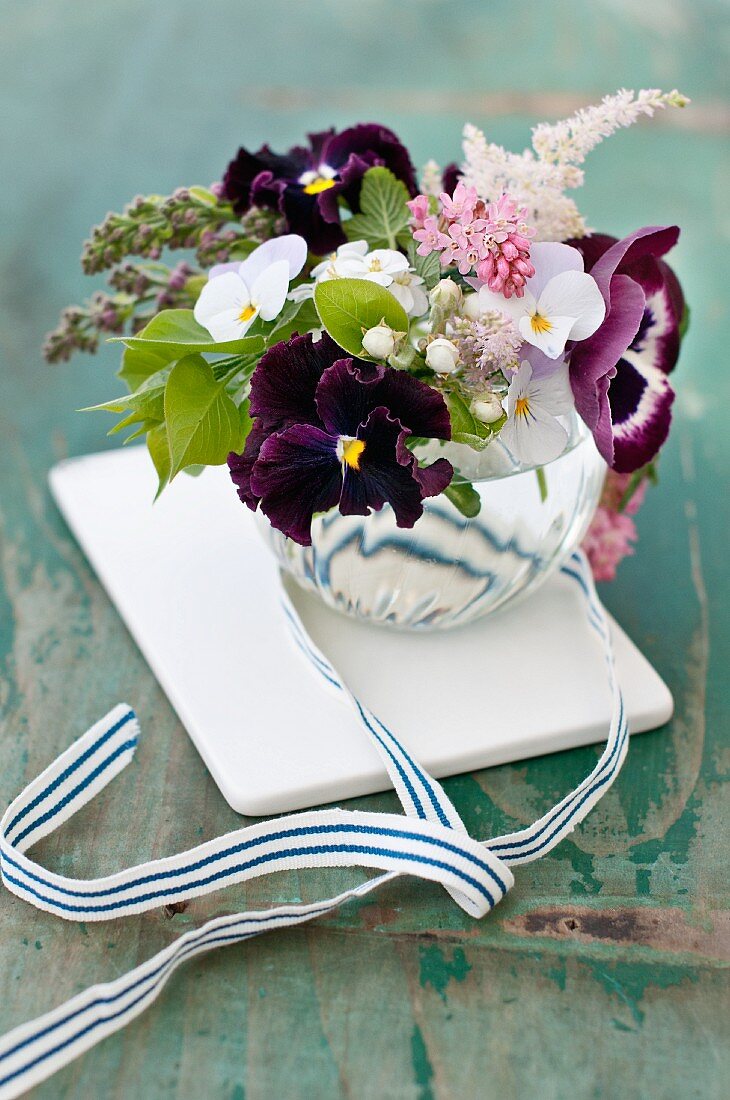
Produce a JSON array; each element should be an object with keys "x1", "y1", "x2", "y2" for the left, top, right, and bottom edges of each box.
[{"x1": 258, "y1": 412, "x2": 606, "y2": 630}]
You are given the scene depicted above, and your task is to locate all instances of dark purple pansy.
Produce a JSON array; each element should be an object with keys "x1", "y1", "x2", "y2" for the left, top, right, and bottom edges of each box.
[
  {"x1": 568, "y1": 225, "x2": 684, "y2": 472},
  {"x1": 228, "y1": 333, "x2": 453, "y2": 545},
  {"x1": 223, "y1": 124, "x2": 418, "y2": 255}
]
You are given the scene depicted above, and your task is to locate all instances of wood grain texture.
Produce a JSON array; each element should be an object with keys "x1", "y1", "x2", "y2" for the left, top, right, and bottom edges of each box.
[{"x1": 0, "y1": 1, "x2": 728, "y2": 1097}]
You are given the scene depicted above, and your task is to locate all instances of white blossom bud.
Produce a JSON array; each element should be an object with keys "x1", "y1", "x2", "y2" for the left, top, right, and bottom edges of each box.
[
  {"x1": 462, "y1": 292, "x2": 484, "y2": 321},
  {"x1": 361, "y1": 322, "x2": 396, "y2": 360},
  {"x1": 426, "y1": 337, "x2": 461, "y2": 374},
  {"x1": 470, "y1": 393, "x2": 504, "y2": 424},
  {"x1": 429, "y1": 278, "x2": 462, "y2": 310}
]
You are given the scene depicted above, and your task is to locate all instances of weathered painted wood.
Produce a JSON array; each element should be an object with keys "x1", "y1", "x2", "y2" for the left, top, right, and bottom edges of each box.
[{"x1": 0, "y1": 1, "x2": 727, "y2": 1096}]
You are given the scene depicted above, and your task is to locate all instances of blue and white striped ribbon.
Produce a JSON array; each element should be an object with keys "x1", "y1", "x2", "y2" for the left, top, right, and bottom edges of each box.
[{"x1": 0, "y1": 550, "x2": 627, "y2": 1097}]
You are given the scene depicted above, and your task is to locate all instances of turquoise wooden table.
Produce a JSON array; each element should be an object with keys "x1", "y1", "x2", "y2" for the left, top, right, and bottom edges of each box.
[{"x1": 0, "y1": 2, "x2": 728, "y2": 1096}]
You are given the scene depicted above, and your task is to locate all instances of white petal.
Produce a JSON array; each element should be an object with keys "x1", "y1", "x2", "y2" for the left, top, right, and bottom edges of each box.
[
  {"x1": 207, "y1": 261, "x2": 241, "y2": 280},
  {"x1": 387, "y1": 281, "x2": 412, "y2": 312},
  {"x1": 338, "y1": 240, "x2": 369, "y2": 257},
  {"x1": 518, "y1": 312, "x2": 576, "y2": 359},
  {"x1": 537, "y1": 270, "x2": 605, "y2": 341},
  {"x1": 527, "y1": 242, "x2": 584, "y2": 299},
  {"x1": 252, "y1": 260, "x2": 291, "y2": 321},
  {"x1": 361, "y1": 271, "x2": 393, "y2": 287},
  {"x1": 334, "y1": 256, "x2": 370, "y2": 277},
  {"x1": 500, "y1": 404, "x2": 568, "y2": 466},
  {"x1": 477, "y1": 285, "x2": 528, "y2": 322},
  {"x1": 367, "y1": 249, "x2": 409, "y2": 275},
  {"x1": 238, "y1": 234, "x2": 307, "y2": 285},
  {"x1": 407, "y1": 284, "x2": 429, "y2": 317},
  {"x1": 528, "y1": 362, "x2": 575, "y2": 417},
  {"x1": 194, "y1": 272, "x2": 249, "y2": 339},
  {"x1": 287, "y1": 283, "x2": 315, "y2": 303}
]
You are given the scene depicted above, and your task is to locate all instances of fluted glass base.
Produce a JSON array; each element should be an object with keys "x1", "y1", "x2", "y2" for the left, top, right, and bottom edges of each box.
[{"x1": 258, "y1": 414, "x2": 605, "y2": 631}]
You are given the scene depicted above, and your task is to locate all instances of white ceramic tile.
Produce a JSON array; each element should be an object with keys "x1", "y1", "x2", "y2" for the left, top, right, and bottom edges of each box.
[{"x1": 49, "y1": 447, "x2": 673, "y2": 816}]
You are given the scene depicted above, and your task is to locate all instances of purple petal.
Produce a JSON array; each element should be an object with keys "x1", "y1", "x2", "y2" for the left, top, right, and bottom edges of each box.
[
  {"x1": 323, "y1": 123, "x2": 418, "y2": 200},
  {"x1": 569, "y1": 274, "x2": 646, "y2": 466},
  {"x1": 441, "y1": 163, "x2": 461, "y2": 196},
  {"x1": 609, "y1": 355, "x2": 675, "y2": 472},
  {"x1": 589, "y1": 226, "x2": 680, "y2": 299},
  {"x1": 223, "y1": 145, "x2": 307, "y2": 213},
  {"x1": 413, "y1": 456, "x2": 454, "y2": 499},
  {"x1": 250, "y1": 424, "x2": 342, "y2": 545},
  {"x1": 621, "y1": 255, "x2": 684, "y2": 376},
  {"x1": 228, "y1": 421, "x2": 269, "y2": 511},
  {"x1": 281, "y1": 187, "x2": 346, "y2": 254},
  {"x1": 249, "y1": 332, "x2": 343, "y2": 431},
  {"x1": 339, "y1": 408, "x2": 425, "y2": 528},
  {"x1": 315, "y1": 358, "x2": 452, "y2": 440}
]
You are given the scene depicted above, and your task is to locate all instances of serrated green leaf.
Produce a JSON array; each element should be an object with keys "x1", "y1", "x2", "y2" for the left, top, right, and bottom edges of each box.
[
  {"x1": 407, "y1": 241, "x2": 441, "y2": 290},
  {"x1": 164, "y1": 354, "x2": 245, "y2": 478},
  {"x1": 343, "y1": 167, "x2": 411, "y2": 250},
  {"x1": 113, "y1": 309, "x2": 265, "y2": 358},
  {"x1": 314, "y1": 278, "x2": 409, "y2": 357},
  {"x1": 146, "y1": 422, "x2": 171, "y2": 499}
]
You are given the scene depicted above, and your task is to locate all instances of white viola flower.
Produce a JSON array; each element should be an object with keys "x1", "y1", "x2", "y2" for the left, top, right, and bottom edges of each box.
[
  {"x1": 388, "y1": 270, "x2": 428, "y2": 317},
  {"x1": 476, "y1": 242, "x2": 605, "y2": 360},
  {"x1": 500, "y1": 358, "x2": 575, "y2": 465},
  {"x1": 310, "y1": 240, "x2": 370, "y2": 282},
  {"x1": 195, "y1": 235, "x2": 307, "y2": 341}
]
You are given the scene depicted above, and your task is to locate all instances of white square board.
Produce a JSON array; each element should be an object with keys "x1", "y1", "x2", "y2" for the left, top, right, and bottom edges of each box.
[{"x1": 49, "y1": 447, "x2": 673, "y2": 816}]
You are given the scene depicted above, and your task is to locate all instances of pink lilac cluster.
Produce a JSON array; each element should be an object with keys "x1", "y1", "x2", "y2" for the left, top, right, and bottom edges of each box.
[
  {"x1": 408, "y1": 183, "x2": 536, "y2": 298},
  {"x1": 582, "y1": 471, "x2": 648, "y2": 582}
]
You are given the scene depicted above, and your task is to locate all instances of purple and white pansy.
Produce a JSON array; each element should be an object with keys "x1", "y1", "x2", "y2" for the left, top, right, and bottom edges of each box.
[{"x1": 568, "y1": 226, "x2": 684, "y2": 472}]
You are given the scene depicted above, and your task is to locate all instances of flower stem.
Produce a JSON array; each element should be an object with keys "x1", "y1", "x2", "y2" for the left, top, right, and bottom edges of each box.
[{"x1": 536, "y1": 466, "x2": 548, "y2": 502}]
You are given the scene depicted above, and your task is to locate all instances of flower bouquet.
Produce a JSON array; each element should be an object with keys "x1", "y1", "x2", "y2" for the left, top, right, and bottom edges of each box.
[{"x1": 48, "y1": 89, "x2": 689, "y2": 628}]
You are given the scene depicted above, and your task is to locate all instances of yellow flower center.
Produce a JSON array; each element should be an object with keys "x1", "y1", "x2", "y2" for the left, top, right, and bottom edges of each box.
[
  {"x1": 515, "y1": 396, "x2": 531, "y2": 420},
  {"x1": 238, "y1": 304, "x2": 257, "y2": 323},
  {"x1": 339, "y1": 437, "x2": 366, "y2": 471},
  {"x1": 369, "y1": 258, "x2": 382, "y2": 272},
  {"x1": 530, "y1": 312, "x2": 553, "y2": 335},
  {"x1": 303, "y1": 176, "x2": 337, "y2": 196}
]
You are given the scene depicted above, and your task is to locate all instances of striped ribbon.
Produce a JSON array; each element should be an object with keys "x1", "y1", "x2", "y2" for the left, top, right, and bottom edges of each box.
[{"x1": 0, "y1": 549, "x2": 628, "y2": 1097}]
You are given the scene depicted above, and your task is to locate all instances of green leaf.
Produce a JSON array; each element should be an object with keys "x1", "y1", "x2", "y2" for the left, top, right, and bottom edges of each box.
[
  {"x1": 444, "y1": 475, "x2": 481, "y2": 518},
  {"x1": 164, "y1": 354, "x2": 246, "y2": 478},
  {"x1": 679, "y1": 302, "x2": 691, "y2": 340},
  {"x1": 343, "y1": 167, "x2": 411, "y2": 250},
  {"x1": 118, "y1": 342, "x2": 171, "y2": 392},
  {"x1": 188, "y1": 185, "x2": 219, "y2": 207},
  {"x1": 114, "y1": 309, "x2": 265, "y2": 358},
  {"x1": 267, "y1": 296, "x2": 321, "y2": 344},
  {"x1": 83, "y1": 367, "x2": 171, "y2": 423},
  {"x1": 146, "y1": 423, "x2": 171, "y2": 499},
  {"x1": 407, "y1": 241, "x2": 440, "y2": 290},
  {"x1": 445, "y1": 391, "x2": 503, "y2": 451},
  {"x1": 314, "y1": 278, "x2": 409, "y2": 357}
]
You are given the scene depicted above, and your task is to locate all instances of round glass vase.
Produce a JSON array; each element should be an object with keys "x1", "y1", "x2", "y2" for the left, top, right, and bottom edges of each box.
[{"x1": 257, "y1": 412, "x2": 606, "y2": 631}]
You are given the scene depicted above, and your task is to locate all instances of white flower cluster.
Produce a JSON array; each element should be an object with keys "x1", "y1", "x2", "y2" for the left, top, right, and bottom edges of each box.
[
  {"x1": 461, "y1": 88, "x2": 688, "y2": 243},
  {"x1": 532, "y1": 88, "x2": 689, "y2": 167}
]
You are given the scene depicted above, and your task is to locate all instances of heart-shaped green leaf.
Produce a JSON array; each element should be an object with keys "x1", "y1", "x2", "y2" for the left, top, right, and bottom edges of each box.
[{"x1": 164, "y1": 354, "x2": 246, "y2": 478}]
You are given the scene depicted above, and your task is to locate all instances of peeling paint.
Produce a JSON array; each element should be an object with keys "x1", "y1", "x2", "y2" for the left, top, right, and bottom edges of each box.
[{"x1": 418, "y1": 944, "x2": 472, "y2": 1001}]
